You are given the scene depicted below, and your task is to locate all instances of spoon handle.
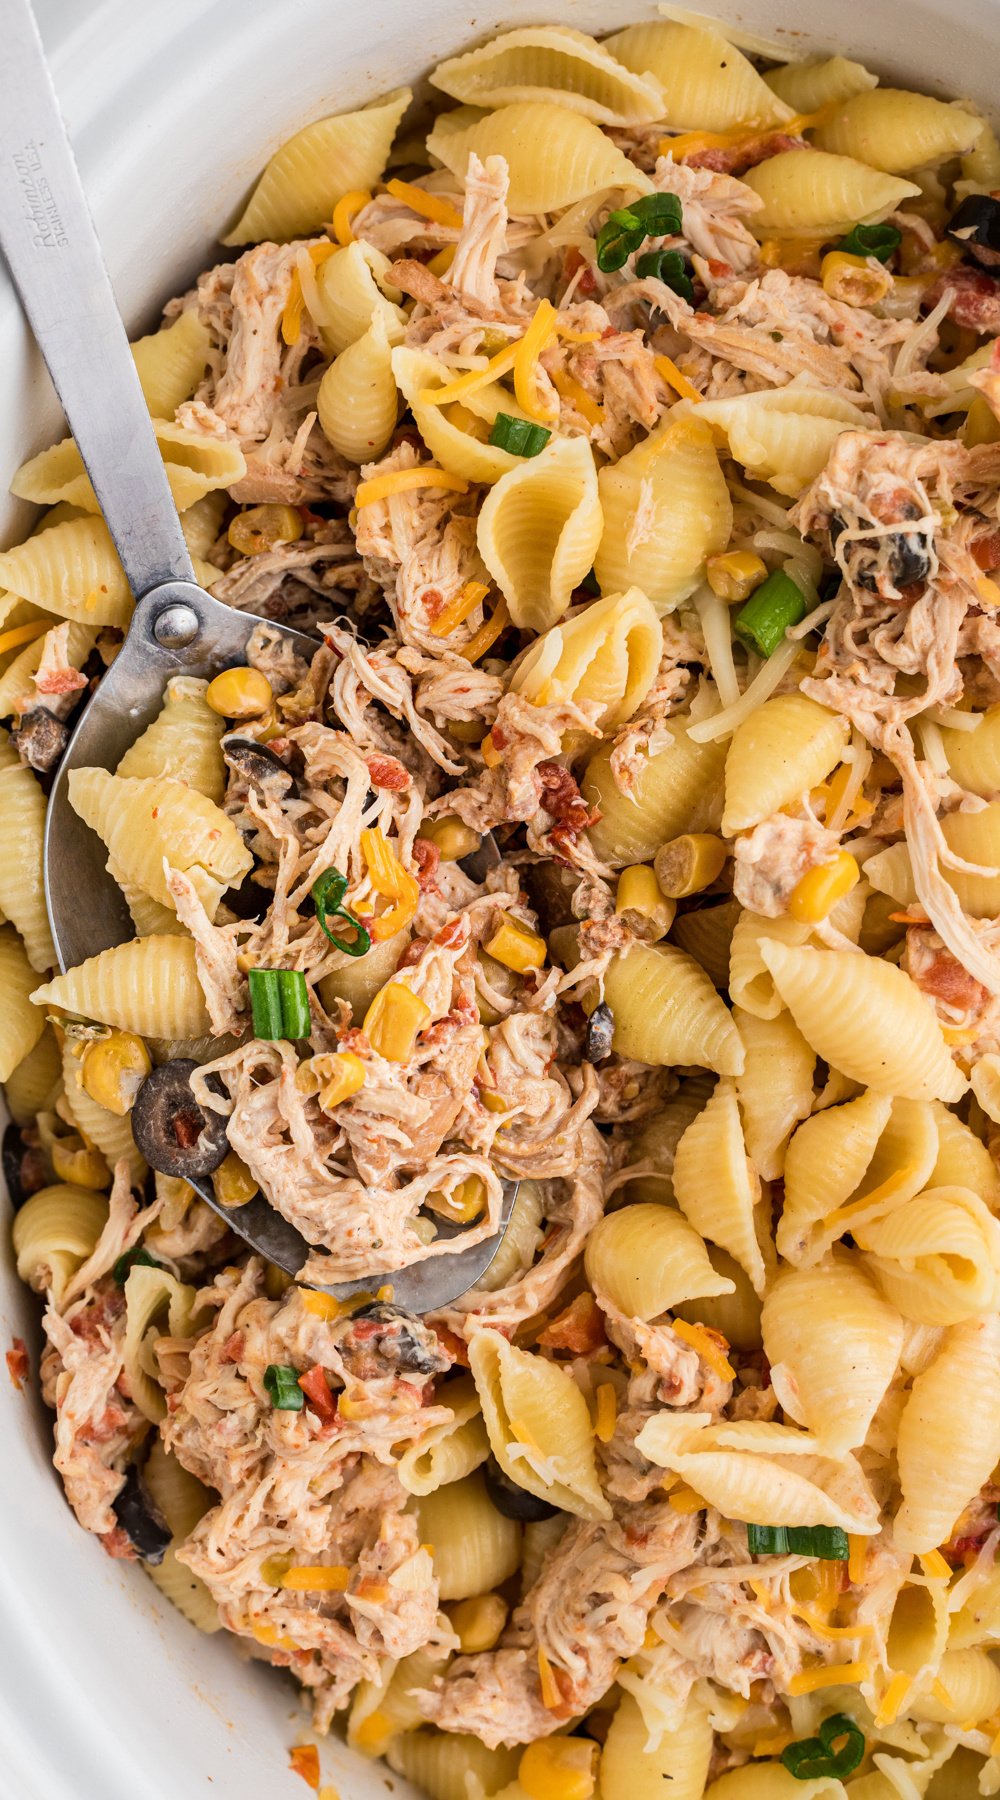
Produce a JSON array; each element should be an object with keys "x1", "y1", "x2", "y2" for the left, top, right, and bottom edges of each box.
[{"x1": 0, "y1": 0, "x2": 194, "y2": 597}]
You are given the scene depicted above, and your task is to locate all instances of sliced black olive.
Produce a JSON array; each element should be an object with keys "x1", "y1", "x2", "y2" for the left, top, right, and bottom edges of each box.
[
  {"x1": 521, "y1": 859, "x2": 579, "y2": 932},
  {"x1": 130, "y1": 1059, "x2": 229, "y2": 1181},
  {"x1": 343, "y1": 1301, "x2": 449, "y2": 1377},
  {"x1": 584, "y1": 1002, "x2": 615, "y2": 1063},
  {"x1": 112, "y1": 1463, "x2": 171, "y2": 1565},
  {"x1": 458, "y1": 829, "x2": 503, "y2": 885},
  {"x1": 222, "y1": 735, "x2": 295, "y2": 799},
  {"x1": 829, "y1": 514, "x2": 931, "y2": 591},
  {"x1": 484, "y1": 1455, "x2": 557, "y2": 1521},
  {"x1": 222, "y1": 879, "x2": 273, "y2": 922},
  {"x1": 11, "y1": 707, "x2": 69, "y2": 774},
  {"x1": 948, "y1": 194, "x2": 1000, "y2": 267}
]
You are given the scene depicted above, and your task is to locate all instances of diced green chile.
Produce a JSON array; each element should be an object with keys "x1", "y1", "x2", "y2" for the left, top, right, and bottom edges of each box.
[
  {"x1": 312, "y1": 868, "x2": 371, "y2": 958},
  {"x1": 734, "y1": 570, "x2": 808, "y2": 658},
  {"x1": 263, "y1": 1363, "x2": 304, "y2": 1410},
  {"x1": 488, "y1": 413, "x2": 552, "y2": 457},
  {"x1": 112, "y1": 1246, "x2": 161, "y2": 1286}
]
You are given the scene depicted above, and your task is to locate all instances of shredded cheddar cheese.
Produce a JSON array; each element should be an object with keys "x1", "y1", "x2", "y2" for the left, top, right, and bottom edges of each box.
[
  {"x1": 459, "y1": 596, "x2": 510, "y2": 664},
  {"x1": 513, "y1": 298, "x2": 559, "y2": 423},
  {"x1": 920, "y1": 1549, "x2": 952, "y2": 1582},
  {"x1": 792, "y1": 1608, "x2": 873, "y2": 1641},
  {"x1": 671, "y1": 1317, "x2": 735, "y2": 1381},
  {"x1": 550, "y1": 366, "x2": 605, "y2": 428},
  {"x1": 875, "y1": 1671, "x2": 913, "y2": 1726},
  {"x1": 354, "y1": 467, "x2": 469, "y2": 507},
  {"x1": 654, "y1": 352, "x2": 703, "y2": 405},
  {"x1": 786, "y1": 1660, "x2": 871, "y2": 1696},
  {"x1": 281, "y1": 242, "x2": 337, "y2": 345},
  {"x1": 537, "y1": 1644, "x2": 563, "y2": 1711},
  {"x1": 848, "y1": 1535, "x2": 870, "y2": 1586},
  {"x1": 594, "y1": 1382, "x2": 617, "y2": 1444},
  {"x1": 417, "y1": 342, "x2": 518, "y2": 407},
  {"x1": 0, "y1": 619, "x2": 50, "y2": 658},
  {"x1": 331, "y1": 189, "x2": 372, "y2": 245},
  {"x1": 667, "y1": 1485, "x2": 708, "y2": 1515},
  {"x1": 385, "y1": 177, "x2": 464, "y2": 230},
  {"x1": 430, "y1": 579, "x2": 490, "y2": 637},
  {"x1": 427, "y1": 244, "x2": 457, "y2": 277}
]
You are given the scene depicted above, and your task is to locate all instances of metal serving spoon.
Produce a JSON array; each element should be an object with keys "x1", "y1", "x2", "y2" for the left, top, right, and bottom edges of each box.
[{"x1": 0, "y1": 0, "x2": 516, "y2": 1310}]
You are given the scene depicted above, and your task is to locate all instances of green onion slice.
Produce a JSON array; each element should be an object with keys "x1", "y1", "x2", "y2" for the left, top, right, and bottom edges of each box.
[
  {"x1": 248, "y1": 968, "x2": 312, "y2": 1039},
  {"x1": 312, "y1": 868, "x2": 371, "y2": 958},
  {"x1": 263, "y1": 1363, "x2": 305, "y2": 1410},
  {"x1": 628, "y1": 192, "x2": 684, "y2": 237},
  {"x1": 112, "y1": 1247, "x2": 160, "y2": 1286},
  {"x1": 781, "y1": 1712, "x2": 865, "y2": 1781},
  {"x1": 488, "y1": 413, "x2": 552, "y2": 457},
  {"x1": 595, "y1": 207, "x2": 648, "y2": 272},
  {"x1": 747, "y1": 1523, "x2": 850, "y2": 1559},
  {"x1": 837, "y1": 222, "x2": 902, "y2": 263},
  {"x1": 733, "y1": 569, "x2": 808, "y2": 658},
  {"x1": 635, "y1": 247, "x2": 694, "y2": 301}
]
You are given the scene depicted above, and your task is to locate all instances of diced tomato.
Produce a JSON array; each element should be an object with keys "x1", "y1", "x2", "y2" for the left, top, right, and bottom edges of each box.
[
  {"x1": 366, "y1": 754, "x2": 411, "y2": 792},
  {"x1": 927, "y1": 266, "x2": 1000, "y2": 334},
  {"x1": 288, "y1": 1744, "x2": 321, "y2": 1788},
  {"x1": 412, "y1": 837, "x2": 440, "y2": 888},
  {"x1": 220, "y1": 1331, "x2": 245, "y2": 1365},
  {"x1": 563, "y1": 246, "x2": 597, "y2": 298},
  {"x1": 538, "y1": 1292, "x2": 608, "y2": 1355},
  {"x1": 431, "y1": 1324, "x2": 470, "y2": 1367},
  {"x1": 6, "y1": 1338, "x2": 28, "y2": 1390},
  {"x1": 434, "y1": 916, "x2": 466, "y2": 951},
  {"x1": 538, "y1": 762, "x2": 594, "y2": 831},
  {"x1": 973, "y1": 530, "x2": 1000, "y2": 570},
  {"x1": 298, "y1": 1364, "x2": 336, "y2": 1421},
  {"x1": 687, "y1": 131, "x2": 804, "y2": 174}
]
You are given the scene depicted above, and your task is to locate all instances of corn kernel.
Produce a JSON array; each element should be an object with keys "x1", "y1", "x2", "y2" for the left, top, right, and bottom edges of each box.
[
  {"x1": 212, "y1": 1150, "x2": 259, "y2": 1209},
  {"x1": 485, "y1": 917, "x2": 547, "y2": 973},
  {"x1": 363, "y1": 981, "x2": 432, "y2": 1061},
  {"x1": 205, "y1": 666, "x2": 274, "y2": 719},
  {"x1": 706, "y1": 550, "x2": 768, "y2": 603},
  {"x1": 654, "y1": 833, "x2": 728, "y2": 899},
  {"x1": 821, "y1": 250, "x2": 892, "y2": 307},
  {"x1": 615, "y1": 864, "x2": 675, "y2": 941},
  {"x1": 449, "y1": 719, "x2": 484, "y2": 743},
  {"x1": 299, "y1": 1289, "x2": 344, "y2": 1321},
  {"x1": 51, "y1": 1139, "x2": 111, "y2": 1189},
  {"x1": 447, "y1": 1593, "x2": 509, "y2": 1652},
  {"x1": 519, "y1": 1737, "x2": 597, "y2": 1800},
  {"x1": 318, "y1": 1052, "x2": 367, "y2": 1111},
  {"x1": 337, "y1": 1391, "x2": 369, "y2": 1420},
  {"x1": 480, "y1": 730, "x2": 503, "y2": 768},
  {"x1": 418, "y1": 815, "x2": 482, "y2": 861},
  {"x1": 264, "y1": 1261, "x2": 293, "y2": 1299},
  {"x1": 965, "y1": 395, "x2": 1000, "y2": 448},
  {"x1": 788, "y1": 850, "x2": 860, "y2": 924},
  {"x1": 80, "y1": 1031, "x2": 151, "y2": 1115},
  {"x1": 227, "y1": 504, "x2": 303, "y2": 557},
  {"x1": 425, "y1": 1175, "x2": 487, "y2": 1224}
]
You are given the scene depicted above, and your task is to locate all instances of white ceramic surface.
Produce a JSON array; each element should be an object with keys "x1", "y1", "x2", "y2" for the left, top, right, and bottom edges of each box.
[{"x1": 3, "y1": 1, "x2": 1000, "y2": 1795}]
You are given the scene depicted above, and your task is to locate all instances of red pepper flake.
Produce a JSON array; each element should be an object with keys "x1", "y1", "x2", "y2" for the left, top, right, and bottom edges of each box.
[
  {"x1": 289, "y1": 1744, "x2": 321, "y2": 1789},
  {"x1": 298, "y1": 1364, "x2": 336, "y2": 1421},
  {"x1": 6, "y1": 1338, "x2": 28, "y2": 1390}
]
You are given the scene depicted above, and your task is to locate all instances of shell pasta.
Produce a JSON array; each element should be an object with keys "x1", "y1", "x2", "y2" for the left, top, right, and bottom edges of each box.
[{"x1": 9, "y1": 17, "x2": 1000, "y2": 1799}]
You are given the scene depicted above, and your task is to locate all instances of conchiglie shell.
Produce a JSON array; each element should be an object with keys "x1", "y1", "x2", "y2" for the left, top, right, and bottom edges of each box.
[
  {"x1": 142, "y1": 1439, "x2": 220, "y2": 1631},
  {"x1": 857, "y1": 1186, "x2": 1000, "y2": 1325},
  {"x1": 862, "y1": 841, "x2": 916, "y2": 908},
  {"x1": 929, "y1": 1100, "x2": 1000, "y2": 1205},
  {"x1": 388, "y1": 1732, "x2": 520, "y2": 1800},
  {"x1": 585, "y1": 1202, "x2": 734, "y2": 1320},
  {"x1": 32, "y1": 936, "x2": 212, "y2": 1039},
  {"x1": 741, "y1": 148, "x2": 921, "y2": 237},
  {"x1": 594, "y1": 415, "x2": 733, "y2": 610},
  {"x1": 116, "y1": 676, "x2": 226, "y2": 804},
  {"x1": 706, "y1": 1766, "x2": 851, "y2": 1799},
  {"x1": 948, "y1": 1566, "x2": 1000, "y2": 1649},
  {"x1": 690, "y1": 387, "x2": 870, "y2": 498},
  {"x1": 624, "y1": 1075, "x2": 716, "y2": 1205},
  {"x1": 763, "y1": 54, "x2": 878, "y2": 113},
  {"x1": 223, "y1": 87, "x2": 411, "y2": 244},
  {"x1": 0, "y1": 516, "x2": 131, "y2": 629},
  {"x1": 815, "y1": 89, "x2": 983, "y2": 173},
  {"x1": 476, "y1": 435, "x2": 602, "y2": 633},
  {"x1": 430, "y1": 26, "x2": 666, "y2": 126},
  {"x1": 884, "y1": 1577, "x2": 949, "y2": 1684},
  {"x1": 109, "y1": 858, "x2": 180, "y2": 938},
  {"x1": 391, "y1": 347, "x2": 525, "y2": 484},
  {"x1": 317, "y1": 929, "x2": 408, "y2": 1024},
  {"x1": 426, "y1": 101, "x2": 651, "y2": 213},
  {"x1": 12, "y1": 419, "x2": 245, "y2": 514},
  {"x1": 60, "y1": 1042, "x2": 147, "y2": 1187},
  {"x1": 583, "y1": 726, "x2": 726, "y2": 868},
  {"x1": 964, "y1": 112, "x2": 1000, "y2": 187},
  {"x1": 131, "y1": 311, "x2": 213, "y2": 421},
  {"x1": 723, "y1": 693, "x2": 849, "y2": 834},
  {"x1": 602, "y1": 942, "x2": 745, "y2": 1075},
  {"x1": 180, "y1": 493, "x2": 227, "y2": 563},
  {"x1": 605, "y1": 21, "x2": 794, "y2": 131},
  {"x1": 727, "y1": 886, "x2": 867, "y2": 1022},
  {"x1": 779, "y1": 1091, "x2": 938, "y2": 1266},
  {"x1": 476, "y1": 1180, "x2": 546, "y2": 1294},
  {"x1": 734, "y1": 1006, "x2": 815, "y2": 1182},
  {"x1": 895, "y1": 1312, "x2": 1000, "y2": 1552},
  {"x1": 317, "y1": 313, "x2": 399, "y2": 464},
  {"x1": 759, "y1": 940, "x2": 966, "y2": 1103},
  {"x1": 4, "y1": 1022, "x2": 61, "y2": 1125},
  {"x1": 0, "y1": 925, "x2": 45, "y2": 1081},
  {"x1": 416, "y1": 1469, "x2": 522, "y2": 1598},
  {"x1": 0, "y1": 620, "x2": 95, "y2": 725},
  {"x1": 761, "y1": 1256, "x2": 904, "y2": 1453},
  {"x1": 396, "y1": 1375, "x2": 489, "y2": 1496},
  {"x1": 12, "y1": 1184, "x2": 108, "y2": 1304},
  {"x1": 0, "y1": 736, "x2": 56, "y2": 971},
  {"x1": 314, "y1": 241, "x2": 407, "y2": 355},
  {"x1": 468, "y1": 1328, "x2": 610, "y2": 1520},
  {"x1": 145, "y1": 1548, "x2": 221, "y2": 1634},
  {"x1": 673, "y1": 1246, "x2": 763, "y2": 1351},
  {"x1": 634, "y1": 1412, "x2": 879, "y2": 1532},
  {"x1": 602, "y1": 1693, "x2": 713, "y2": 1800},
  {"x1": 671, "y1": 898, "x2": 741, "y2": 990},
  {"x1": 938, "y1": 801, "x2": 1000, "y2": 917},
  {"x1": 673, "y1": 1079, "x2": 767, "y2": 1294},
  {"x1": 509, "y1": 586, "x2": 660, "y2": 730},
  {"x1": 909, "y1": 1647, "x2": 1000, "y2": 1725},
  {"x1": 68, "y1": 768, "x2": 252, "y2": 918},
  {"x1": 938, "y1": 705, "x2": 1000, "y2": 796}
]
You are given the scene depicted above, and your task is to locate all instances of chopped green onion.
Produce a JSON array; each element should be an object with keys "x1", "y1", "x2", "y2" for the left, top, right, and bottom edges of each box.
[
  {"x1": 112, "y1": 1247, "x2": 160, "y2": 1286},
  {"x1": 263, "y1": 1363, "x2": 305, "y2": 1410},
  {"x1": 781, "y1": 1713, "x2": 865, "y2": 1781},
  {"x1": 312, "y1": 868, "x2": 371, "y2": 958},
  {"x1": 595, "y1": 207, "x2": 648, "y2": 272},
  {"x1": 488, "y1": 413, "x2": 552, "y2": 457},
  {"x1": 733, "y1": 569, "x2": 808, "y2": 658},
  {"x1": 747, "y1": 1523, "x2": 850, "y2": 1559},
  {"x1": 628, "y1": 192, "x2": 684, "y2": 236},
  {"x1": 249, "y1": 968, "x2": 312, "y2": 1039},
  {"x1": 635, "y1": 248, "x2": 694, "y2": 301},
  {"x1": 836, "y1": 222, "x2": 902, "y2": 263}
]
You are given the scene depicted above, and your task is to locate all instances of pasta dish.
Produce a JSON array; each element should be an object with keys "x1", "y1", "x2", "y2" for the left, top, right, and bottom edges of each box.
[{"x1": 9, "y1": 16, "x2": 1000, "y2": 1795}]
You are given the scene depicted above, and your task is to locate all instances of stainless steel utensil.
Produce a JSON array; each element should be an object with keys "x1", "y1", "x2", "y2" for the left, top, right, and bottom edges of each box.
[{"x1": 0, "y1": 0, "x2": 516, "y2": 1310}]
